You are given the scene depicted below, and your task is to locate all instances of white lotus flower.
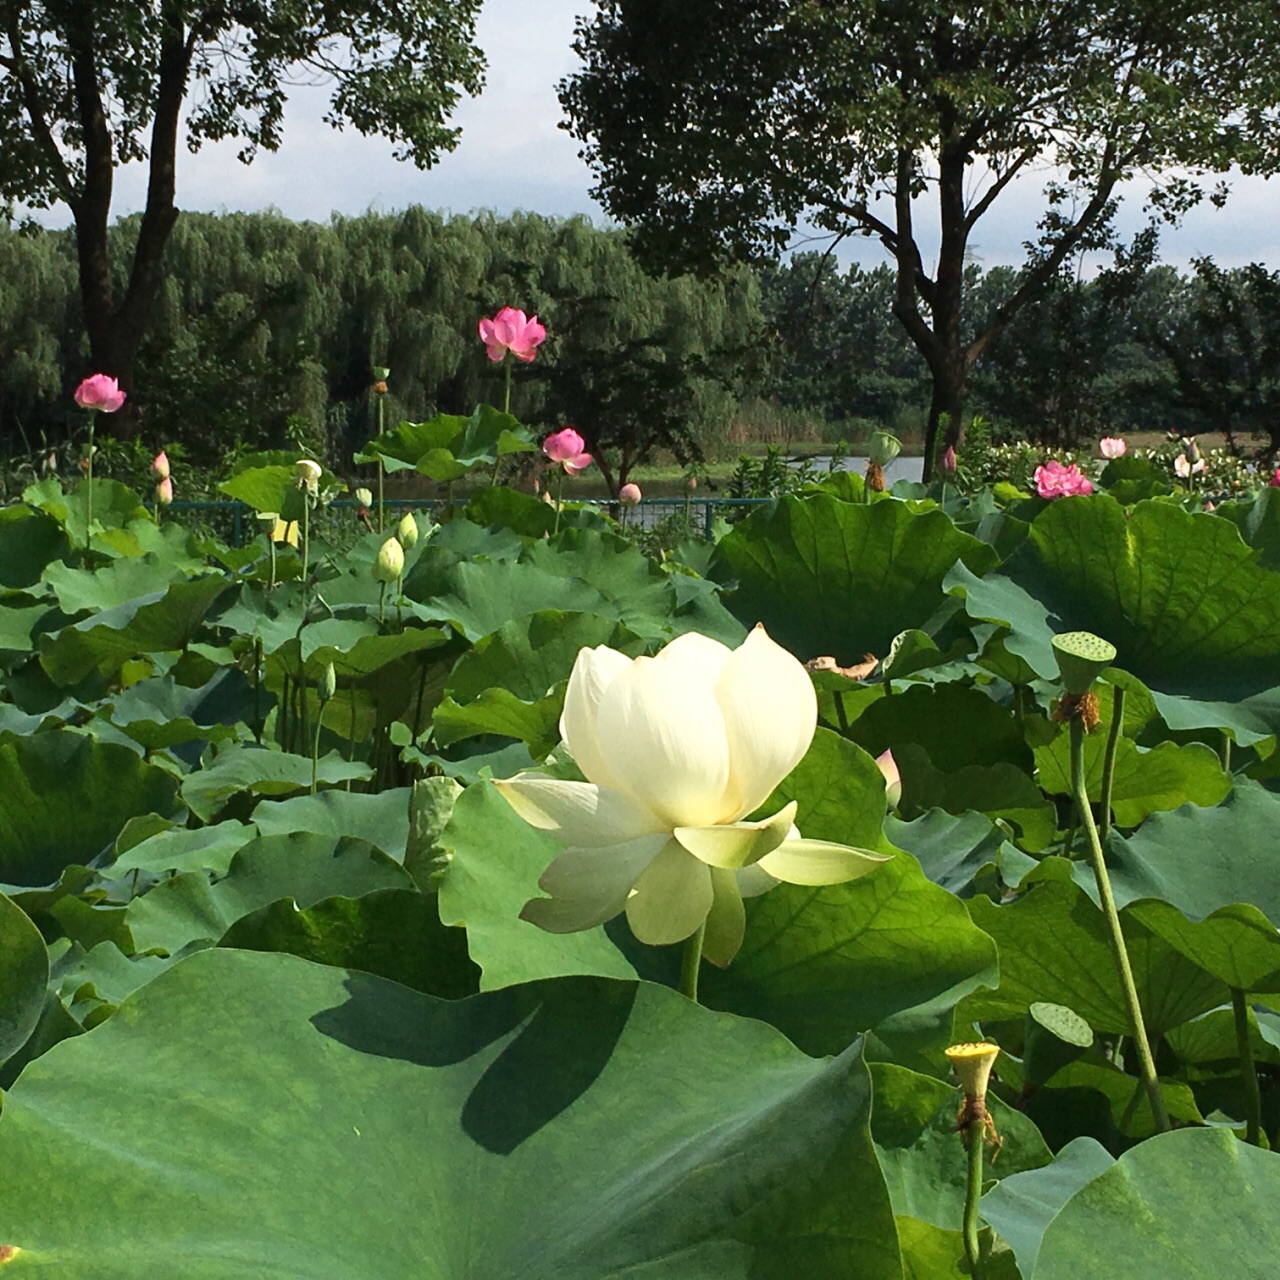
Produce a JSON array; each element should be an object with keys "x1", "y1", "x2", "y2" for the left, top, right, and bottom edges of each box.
[{"x1": 496, "y1": 626, "x2": 890, "y2": 966}]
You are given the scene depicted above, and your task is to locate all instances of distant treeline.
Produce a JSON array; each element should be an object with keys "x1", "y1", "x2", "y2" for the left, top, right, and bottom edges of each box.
[{"x1": 2, "y1": 209, "x2": 1277, "y2": 464}]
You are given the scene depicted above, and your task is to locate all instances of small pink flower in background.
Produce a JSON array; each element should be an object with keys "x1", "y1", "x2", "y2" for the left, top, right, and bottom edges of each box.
[
  {"x1": 1270, "y1": 467, "x2": 1280, "y2": 488},
  {"x1": 1034, "y1": 461, "x2": 1093, "y2": 499},
  {"x1": 687, "y1": 476, "x2": 698, "y2": 490},
  {"x1": 940, "y1": 445, "x2": 957, "y2": 474},
  {"x1": 74, "y1": 373, "x2": 126, "y2": 413},
  {"x1": 1099, "y1": 437, "x2": 1126, "y2": 459},
  {"x1": 151, "y1": 450, "x2": 170, "y2": 480},
  {"x1": 155, "y1": 477, "x2": 174, "y2": 506},
  {"x1": 1203, "y1": 500, "x2": 1216, "y2": 511},
  {"x1": 619, "y1": 483, "x2": 642, "y2": 506},
  {"x1": 478, "y1": 306, "x2": 546, "y2": 363},
  {"x1": 875, "y1": 748, "x2": 901, "y2": 809},
  {"x1": 543, "y1": 427, "x2": 592, "y2": 474},
  {"x1": 1174, "y1": 454, "x2": 1205, "y2": 480}
]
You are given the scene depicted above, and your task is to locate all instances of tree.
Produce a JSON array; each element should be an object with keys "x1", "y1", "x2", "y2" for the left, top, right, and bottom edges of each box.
[
  {"x1": 561, "y1": 0, "x2": 1280, "y2": 475},
  {"x1": 0, "y1": 1, "x2": 485, "y2": 424}
]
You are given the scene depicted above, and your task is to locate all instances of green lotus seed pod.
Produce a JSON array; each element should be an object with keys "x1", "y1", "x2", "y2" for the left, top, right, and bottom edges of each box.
[
  {"x1": 1052, "y1": 631, "x2": 1116, "y2": 694},
  {"x1": 372, "y1": 366, "x2": 391, "y2": 381},
  {"x1": 318, "y1": 662, "x2": 337, "y2": 705},
  {"x1": 868, "y1": 430, "x2": 902, "y2": 468}
]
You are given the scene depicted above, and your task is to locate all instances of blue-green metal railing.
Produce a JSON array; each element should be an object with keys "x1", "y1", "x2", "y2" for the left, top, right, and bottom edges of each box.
[{"x1": 167, "y1": 496, "x2": 776, "y2": 547}]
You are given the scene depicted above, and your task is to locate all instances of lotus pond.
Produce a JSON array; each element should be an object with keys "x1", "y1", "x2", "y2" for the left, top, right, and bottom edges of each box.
[{"x1": 1, "y1": 448, "x2": 1280, "y2": 1278}]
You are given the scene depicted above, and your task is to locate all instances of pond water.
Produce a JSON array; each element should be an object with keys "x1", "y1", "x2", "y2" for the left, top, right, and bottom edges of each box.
[{"x1": 804, "y1": 455, "x2": 926, "y2": 485}]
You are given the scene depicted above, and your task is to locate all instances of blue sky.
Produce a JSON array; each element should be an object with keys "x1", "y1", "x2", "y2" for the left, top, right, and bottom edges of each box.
[{"x1": 31, "y1": 0, "x2": 1280, "y2": 273}]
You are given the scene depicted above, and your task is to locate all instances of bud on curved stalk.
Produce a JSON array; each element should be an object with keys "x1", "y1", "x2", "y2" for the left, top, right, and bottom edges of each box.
[
  {"x1": 946, "y1": 1041, "x2": 1002, "y2": 1274},
  {"x1": 373, "y1": 536, "x2": 404, "y2": 584},
  {"x1": 396, "y1": 513, "x2": 419, "y2": 550},
  {"x1": 868, "y1": 430, "x2": 902, "y2": 468},
  {"x1": 318, "y1": 662, "x2": 337, "y2": 705}
]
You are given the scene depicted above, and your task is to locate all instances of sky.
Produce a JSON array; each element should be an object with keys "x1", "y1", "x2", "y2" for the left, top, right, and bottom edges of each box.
[{"x1": 27, "y1": 0, "x2": 1280, "y2": 274}]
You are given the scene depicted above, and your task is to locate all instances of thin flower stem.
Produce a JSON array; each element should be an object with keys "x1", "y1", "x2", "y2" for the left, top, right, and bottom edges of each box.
[
  {"x1": 679, "y1": 921, "x2": 706, "y2": 1003},
  {"x1": 377, "y1": 456, "x2": 385, "y2": 535},
  {"x1": 84, "y1": 410, "x2": 95, "y2": 550},
  {"x1": 301, "y1": 496, "x2": 311, "y2": 591},
  {"x1": 962, "y1": 1124, "x2": 984, "y2": 1275},
  {"x1": 1232, "y1": 988, "x2": 1263, "y2": 1147},
  {"x1": 311, "y1": 712, "x2": 323, "y2": 795},
  {"x1": 1099, "y1": 686, "x2": 1125, "y2": 840},
  {"x1": 1221, "y1": 732, "x2": 1232, "y2": 773},
  {"x1": 554, "y1": 467, "x2": 564, "y2": 536},
  {"x1": 503, "y1": 358, "x2": 511, "y2": 415},
  {"x1": 1070, "y1": 716, "x2": 1169, "y2": 1133}
]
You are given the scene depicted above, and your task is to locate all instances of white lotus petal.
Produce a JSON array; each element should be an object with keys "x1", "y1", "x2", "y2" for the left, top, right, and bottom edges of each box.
[
  {"x1": 595, "y1": 654, "x2": 732, "y2": 827},
  {"x1": 625, "y1": 841, "x2": 714, "y2": 946},
  {"x1": 703, "y1": 867, "x2": 746, "y2": 967},
  {"x1": 519, "y1": 835, "x2": 670, "y2": 933},
  {"x1": 716, "y1": 625, "x2": 818, "y2": 820},
  {"x1": 672, "y1": 801, "x2": 798, "y2": 869},
  {"x1": 653, "y1": 631, "x2": 733, "y2": 684},
  {"x1": 735, "y1": 863, "x2": 780, "y2": 898},
  {"x1": 493, "y1": 776, "x2": 665, "y2": 847},
  {"x1": 559, "y1": 645, "x2": 633, "y2": 788},
  {"x1": 756, "y1": 838, "x2": 892, "y2": 887}
]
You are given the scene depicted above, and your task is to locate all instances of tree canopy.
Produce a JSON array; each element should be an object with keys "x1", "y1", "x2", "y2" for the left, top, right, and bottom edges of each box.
[
  {"x1": 561, "y1": 0, "x2": 1280, "y2": 474},
  {"x1": 0, "y1": 0, "x2": 486, "y2": 410}
]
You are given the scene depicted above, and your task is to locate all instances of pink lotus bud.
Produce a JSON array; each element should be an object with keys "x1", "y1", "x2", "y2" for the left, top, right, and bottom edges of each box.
[
  {"x1": 1099, "y1": 437, "x2": 1126, "y2": 459},
  {"x1": 151, "y1": 450, "x2": 170, "y2": 480},
  {"x1": 1182, "y1": 437, "x2": 1202, "y2": 464},
  {"x1": 1174, "y1": 454, "x2": 1205, "y2": 480},
  {"x1": 543, "y1": 428, "x2": 586, "y2": 463},
  {"x1": 687, "y1": 476, "x2": 698, "y2": 489},
  {"x1": 875, "y1": 749, "x2": 902, "y2": 809},
  {"x1": 1034, "y1": 461, "x2": 1093, "y2": 499},
  {"x1": 619, "y1": 483, "x2": 642, "y2": 506},
  {"x1": 478, "y1": 306, "x2": 547, "y2": 363},
  {"x1": 1270, "y1": 467, "x2": 1280, "y2": 489},
  {"x1": 1203, "y1": 500, "x2": 1216, "y2": 511},
  {"x1": 940, "y1": 445, "x2": 957, "y2": 474},
  {"x1": 155, "y1": 476, "x2": 174, "y2": 506},
  {"x1": 74, "y1": 373, "x2": 126, "y2": 413}
]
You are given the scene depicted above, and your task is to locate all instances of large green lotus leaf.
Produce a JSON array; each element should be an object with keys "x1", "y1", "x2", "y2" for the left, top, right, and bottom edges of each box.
[
  {"x1": 1042, "y1": 1056, "x2": 1205, "y2": 1137},
  {"x1": 112, "y1": 819, "x2": 254, "y2": 878},
  {"x1": 702, "y1": 731, "x2": 997, "y2": 1057},
  {"x1": 967, "y1": 496, "x2": 1280, "y2": 707},
  {"x1": 0, "y1": 893, "x2": 47, "y2": 1063},
  {"x1": 356, "y1": 412, "x2": 469, "y2": 467},
  {"x1": 23, "y1": 477, "x2": 150, "y2": 544},
  {"x1": 848, "y1": 682, "x2": 1033, "y2": 772},
  {"x1": 179, "y1": 745, "x2": 373, "y2": 822},
  {"x1": 1167, "y1": 1004, "x2": 1280, "y2": 1066},
  {"x1": 100, "y1": 670, "x2": 253, "y2": 750},
  {"x1": 432, "y1": 687, "x2": 564, "y2": 754},
  {"x1": 0, "y1": 733, "x2": 180, "y2": 889},
  {"x1": 1214, "y1": 484, "x2": 1280, "y2": 571},
  {"x1": 125, "y1": 832, "x2": 413, "y2": 955},
  {"x1": 1126, "y1": 902, "x2": 1280, "y2": 993},
  {"x1": 0, "y1": 950, "x2": 902, "y2": 1279},
  {"x1": 39, "y1": 576, "x2": 234, "y2": 685},
  {"x1": 466, "y1": 486, "x2": 610, "y2": 538},
  {"x1": 1034, "y1": 732, "x2": 1230, "y2": 828},
  {"x1": 220, "y1": 887, "x2": 479, "y2": 998},
  {"x1": 437, "y1": 782, "x2": 640, "y2": 986},
  {"x1": 250, "y1": 787, "x2": 413, "y2": 860},
  {"x1": 964, "y1": 875, "x2": 1225, "y2": 1037},
  {"x1": 887, "y1": 809, "x2": 1037, "y2": 897},
  {"x1": 0, "y1": 507, "x2": 66, "y2": 590},
  {"x1": 299, "y1": 620, "x2": 451, "y2": 677},
  {"x1": 453, "y1": 404, "x2": 537, "y2": 463},
  {"x1": 446, "y1": 610, "x2": 644, "y2": 704},
  {"x1": 894, "y1": 1217, "x2": 1022, "y2": 1280},
  {"x1": 1032, "y1": 1129, "x2": 1280, "y2": 1279},
  {"x1": 218, "y1": 463, "x2": 328, "y2": 517},
  {"x1": 712, "y1": 494, "x2": 997, "y2": 661},
  {"x1": 979, "y1": 1137, "x2": 1116, "y2": 1280},
  {"x1": 897, "y1": 744, "x2": 1057, "y2": 852},
  {"x1": 42, "y1": 556, "x2": 182, "y2": 616},
  {"x1": 869, "y1": 1062, "x2": 1051, "y2": 1231},
  {"x1": 0, "y1": 603, "x2": 50, "y2": 656}
]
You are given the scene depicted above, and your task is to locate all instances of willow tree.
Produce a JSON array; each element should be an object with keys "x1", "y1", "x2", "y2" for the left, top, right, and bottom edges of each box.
[
  {"x1": 0, "y1": 1, "x2": 484, "y2": 416},
  {"x1": 562, "y1": 0, "x2": 1280, "y2": 474}
]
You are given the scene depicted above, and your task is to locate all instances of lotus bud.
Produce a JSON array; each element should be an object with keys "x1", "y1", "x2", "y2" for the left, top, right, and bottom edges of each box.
[
  {"x1": 868, "y1": 430, "x2": 902, "y2": 468},
  {"x1": 294, "y1": 458, "x2": 322, "y2": 493},
  {"x1": 940, "y1": 445, "x2": 958, "y2": 475},
  {"x1": 1269, "y1": 467, "x2": 1280, "y2": 489},
  {"x1": 373, "y1": 535, "x2": 404, "y2": 583},
  {"x1": 1052, "y1": 630, "x2": 1116, "y2": 696},
  {"x1": 318, "y1": 662, "x2": 337, "y2": 705},
  {"x1": 1182, "y1": 437, "x2": 1201, "y2": 464},
  {"x1": 354, "y1": 487, "x2": 373, "y2": 508},
  {"x1": 155, "y1": 477, "x2": 174, "y2": 506},
  {"x1": 619, "y1": 483, "x2": 642, "y2": 506},
  {"x1": 875, "y1": 749, "x2": 901, "y2": 809},
  {"x1": 151, "y1": 450, "x2": 171, "y2": 480},
  {"x1": 396, "y1": 513, "x2": 419, "y2": 550}
]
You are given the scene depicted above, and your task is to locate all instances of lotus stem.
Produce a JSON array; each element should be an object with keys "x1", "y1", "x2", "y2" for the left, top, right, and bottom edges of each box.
[
  {"x1": 963, "y1": 1120, "x2": 984, "y2": 1274},
  {"x1": 377, "y1": 456, "x2": 385, "y2": 534},
  {"x1": 1232, "y1": 988, "x2": 1263, "y2": 1146},
  {"x1": 1099, "y1": 685, "x2": 1124, "y2": 840},
  {"x1": 1221, "y1": 732, "x2": 1232, "y2": 773},
  {"x1": 84, "y1": 410, "x2": 95, "y2": 551},
  {"x1": 503, "y1": 358, "x2": 511, "y2": 416},
  {"x1": 301, "y1": 495, "x2": 311, "y2": 590},
  {"x1": 311, "y1": 711, "x2": 322, "y2": 795},
  {"x1": 946, "y1": 1042, "x2": 1000, "y2": 1277},
  {"x1": 1070, "y1": 715, "x2": 1169, "y2": 1133},
  {"x1": 554, "y1": 468, "x2": 565, "y2": 536},
  {"x1": 679, "y1": 921, "x2": 706, "y2": 1003}
]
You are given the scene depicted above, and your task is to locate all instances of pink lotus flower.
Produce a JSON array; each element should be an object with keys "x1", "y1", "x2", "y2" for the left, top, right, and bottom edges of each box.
[
  {"x1": 478, "y1": 306, "x2": 546, "y2": 363},
  {"x1": 1034, "y1": 461, "x2": 1093, "y2": 499},
  {"x1": 155, "y1": 477, "x2": 174, "y2": 506},
  {"x1": 875, "y1": 748, "x2": 901, "y2": 809},
  {"x1": 1099, "y1": 437, "x2": 1126, "y2": 459},
  {"x1": 940, "y1": 445, "x2": 957, "y2": 475},
  {"x1": 151, "y1": 450, "x2": 170, "y2": 480},
  {"x1": 1269, "y1": 467, "x2": 1280, "y2": 488},
  {"x1": 619, "y1": 483, "x2": 642, "y2": 506},
  {"x1": 74, "y1": 373, "x2": 126, "y2": 413},
  {"x1": 543, "y1": 427, "x2": 592, "y2": 474},
  {"x1": 1174, "y1": 454, "x2": 1206, "y2": 480}
]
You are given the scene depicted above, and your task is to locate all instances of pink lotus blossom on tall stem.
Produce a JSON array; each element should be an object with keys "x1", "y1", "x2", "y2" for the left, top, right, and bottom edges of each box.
[
  {"x1": 543, "y1": 427, "x2": 592, "y2": 474},
  {"x1": 74, "y1": 374, "x2": 126, "y2": 413},
  {"x1": 1034, "y1": 461, "x2": 1093, "y2": 499},
  {"x1": 1099, "y1": 437, "x2": 1126, "y2": 459},
  {"x1": 478, "y1": 307, "x2": 546, "y2": 363}
]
